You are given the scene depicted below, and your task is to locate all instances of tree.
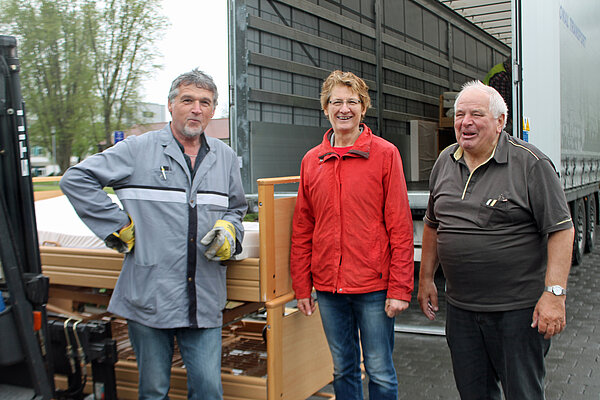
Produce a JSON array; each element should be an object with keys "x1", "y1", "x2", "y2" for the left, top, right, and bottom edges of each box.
[
  {"x1": 2, "y1": 0, "x2": 96, "y2": 172},
  {"x1": 1, "y1": 0, "x2": 166, "y2": 171},
  {"x1": 83, "y1": 0, "x2": 166, "y2": 149}
]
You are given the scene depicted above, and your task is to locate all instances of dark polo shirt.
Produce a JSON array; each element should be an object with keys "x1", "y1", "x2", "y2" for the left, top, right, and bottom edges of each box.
[{"x1": 425, "y1": 131, "x2": 573, "y2": 312}]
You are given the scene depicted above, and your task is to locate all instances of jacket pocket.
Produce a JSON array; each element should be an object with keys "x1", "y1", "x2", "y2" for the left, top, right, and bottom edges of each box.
[{"x1": 125, "y1": 263, "x2": 158, "y2": 313}]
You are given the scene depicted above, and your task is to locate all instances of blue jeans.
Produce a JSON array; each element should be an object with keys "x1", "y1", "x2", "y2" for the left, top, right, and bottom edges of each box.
[
  {"x1": 316, "y1": 290, "x2": 398, "y2": 400},
  {"x1": 446, "y1": 303, "x2": 551, "y2": 400},
  {"x1": 127, "y1": 320, "x2": 223, "y2": 400}
]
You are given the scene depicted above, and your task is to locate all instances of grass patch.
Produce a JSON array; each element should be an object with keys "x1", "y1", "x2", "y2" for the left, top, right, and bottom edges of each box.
[
  {"x1": 32, "y1": 181, "x2": 114, "y2": 195},
  {"x1": 244, "y1": 212, "x2": 258, "y2": 222},
  {"x1": 33, "y1": 183, "x2": 61, "y2": 192}
]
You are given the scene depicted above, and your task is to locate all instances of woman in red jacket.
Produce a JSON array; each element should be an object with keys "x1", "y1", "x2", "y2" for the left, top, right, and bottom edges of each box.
[{"x1": 290, "y1": 70, "x2": 414, "y2": 399}]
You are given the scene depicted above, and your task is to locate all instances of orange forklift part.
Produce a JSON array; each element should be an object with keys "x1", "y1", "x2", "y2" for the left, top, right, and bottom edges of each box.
[{"x1": 33, "y1": 310, "x2": 42, "y2": 331}]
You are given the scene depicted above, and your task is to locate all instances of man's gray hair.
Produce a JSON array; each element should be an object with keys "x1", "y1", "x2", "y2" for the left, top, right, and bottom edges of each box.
[
  {"x1": 168, "y1": 68, "x2": 218, "y2": 106},
  {"x1": 454, "y1": 80, "x2": 508, "y2": 129}
]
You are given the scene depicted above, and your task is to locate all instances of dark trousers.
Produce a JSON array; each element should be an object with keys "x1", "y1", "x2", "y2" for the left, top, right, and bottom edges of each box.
[{"x1": 446, "y1": 303, "x2": 551, "y2": 400}]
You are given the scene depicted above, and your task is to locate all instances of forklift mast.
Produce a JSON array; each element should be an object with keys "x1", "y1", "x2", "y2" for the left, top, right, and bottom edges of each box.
[
  {"x1": 0, "y1": 35, "x2": 54, "y2": 400},
  {"x1": 0, "y1": 35, "x2": 119, "y2": 400}
]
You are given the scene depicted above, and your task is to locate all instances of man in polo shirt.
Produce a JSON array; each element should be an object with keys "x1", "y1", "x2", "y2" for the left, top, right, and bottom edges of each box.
[{"x1": 417, "y1": 80, "x2": 574, "y2": 399}]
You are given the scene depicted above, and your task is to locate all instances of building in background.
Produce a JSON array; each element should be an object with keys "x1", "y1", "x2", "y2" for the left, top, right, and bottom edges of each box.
[
  {"x1": 31, "y1": 102, "x2": 173, "y2": 176},
  {"x1": 134, "y1": 102, "x2": 166, "y2": 124},
  {"x1": 124, "y1": 117, "x2": 229, "y2": 143}
]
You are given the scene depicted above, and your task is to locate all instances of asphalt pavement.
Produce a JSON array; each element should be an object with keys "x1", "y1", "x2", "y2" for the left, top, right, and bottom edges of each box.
[{"x1": 310, "y1": 237, "x2": 600, "y2": 399}]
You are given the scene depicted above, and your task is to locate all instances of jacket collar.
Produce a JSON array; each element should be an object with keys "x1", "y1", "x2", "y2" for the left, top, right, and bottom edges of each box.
[
  {"x1": 160, "y1": 123, "x2": 217, "y2": 187},
  {"x1": 318, "y1": 123, "x2": 372, "y2": 161}
]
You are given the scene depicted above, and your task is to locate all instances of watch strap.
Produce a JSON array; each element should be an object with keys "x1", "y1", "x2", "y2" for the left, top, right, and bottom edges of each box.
[{"x1": 544, "y1": 285, "x2": 567, "y2": 295}]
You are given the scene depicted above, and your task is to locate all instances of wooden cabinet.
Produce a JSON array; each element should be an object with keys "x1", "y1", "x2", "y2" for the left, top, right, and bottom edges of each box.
[{"x1": 40, "y1": 176, "x2": 334, "y2": 400}]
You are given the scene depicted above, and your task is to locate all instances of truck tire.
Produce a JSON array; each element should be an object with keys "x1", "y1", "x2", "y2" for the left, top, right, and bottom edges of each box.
[
  {"x1": 572, "y1": 198, "x2": 586, "y2": 266},
  {"x1": 585, "y1": 193, "x2": 597, "y2": 253}
]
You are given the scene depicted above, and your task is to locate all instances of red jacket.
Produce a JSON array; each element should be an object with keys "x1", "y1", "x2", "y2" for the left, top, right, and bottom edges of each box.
[{"x1": 290, "y1": 124, "x2": 414, "y2": 301}]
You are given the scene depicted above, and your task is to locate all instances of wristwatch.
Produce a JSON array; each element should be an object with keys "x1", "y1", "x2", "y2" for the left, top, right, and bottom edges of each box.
[{"x1": 544, "y1": 285, "x2": 567, "y2": 296}]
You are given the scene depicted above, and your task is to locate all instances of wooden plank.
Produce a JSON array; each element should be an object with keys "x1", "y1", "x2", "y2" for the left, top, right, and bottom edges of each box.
[
  {"x1": 32, "y1": 176, "x2": 62, "y2": 183},
  {"x1": 226, "y1": 260, "x2": 260, "y2": 280},
  {"x1": 222, "y1": 374, "x2": 267, "y2": 399},
  {"x1": 281, "y1": 306, "x2": 334, "y2": 400},
  {"x1": 274, "y1": 197, "x2": 296, "y2": 297},
  {"x1": 257, "y1": 176, "x2": 300, "y2": 302},
  {"x1": 265, "y1": 295, "x2": 287, "y2": 400},
  {"x1": 257, "y1": 176, "x2": 300, "y2": 186},
  {"x1": 227, "y1": 286, "x2": 261, "y2": 303},
  {"x1": 42, "y1": 265, "x2": 121, "y2": 277},
  {"x1": 49, "y1": 286, "x2": 111, "y2": 306},
  {"x1": 40, "y1": 245, "x2": 123, "y2": 259},
  {"x1": 258, "y1": 182, "x2": 276, "y2": 302},
  {"x1": 40, "y1": 248, "x2": 123, "y2": 270},
  {"x1": 43, "y1": 270, "x2": 118, "y2": 289},
  {"x1": 226, "y1": 279, "x2": 259, "y2": 288},
  {"x1": 34, "y1": 189, "x2": 63, "y2": 201},
  {"x1": 226, "y1": 257, "x2": 260, "y2": 268},
  {"x1": 222, "y1": 378, "x2": 267, "y2": 400}
]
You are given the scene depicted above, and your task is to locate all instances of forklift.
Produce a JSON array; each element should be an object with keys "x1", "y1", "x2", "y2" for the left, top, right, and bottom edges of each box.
[{"x1": 0, "y1": 35, "x2": 117, "y2": 400}]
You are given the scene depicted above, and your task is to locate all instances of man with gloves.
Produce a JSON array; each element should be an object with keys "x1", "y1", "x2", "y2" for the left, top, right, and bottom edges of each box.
[{"x1": 60, "y1": 69, "x2": 246, "y2": 400}]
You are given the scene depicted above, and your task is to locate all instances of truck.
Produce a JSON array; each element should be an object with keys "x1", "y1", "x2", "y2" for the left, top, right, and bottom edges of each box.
[{"x1": 227, "y1": 0, "x2": 600, "y2": 265}]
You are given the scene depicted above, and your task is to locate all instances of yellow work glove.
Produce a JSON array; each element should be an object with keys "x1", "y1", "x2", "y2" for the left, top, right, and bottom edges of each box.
[
  {"x1": 105, "y1": 217, "x2": 135, "y2": 254},
  {"x1": 200, "y1": 219, "x2": 236, "y2": 261}
]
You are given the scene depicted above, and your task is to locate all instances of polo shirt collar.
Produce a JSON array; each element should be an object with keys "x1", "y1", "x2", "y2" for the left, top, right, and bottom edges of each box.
[{"x1": 452, "y1": 130, "x2": 509, "y2": 165}]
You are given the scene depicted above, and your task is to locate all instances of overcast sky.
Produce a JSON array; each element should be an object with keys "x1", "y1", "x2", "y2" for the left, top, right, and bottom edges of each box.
[{"x1": 141, "y1": 1, "x2": 229, "y2": 118}]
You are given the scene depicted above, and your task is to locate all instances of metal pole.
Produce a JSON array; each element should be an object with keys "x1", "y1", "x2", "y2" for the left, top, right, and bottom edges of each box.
[{"x1": 375, "y1": 0, "x2": 384, "y2": 137}]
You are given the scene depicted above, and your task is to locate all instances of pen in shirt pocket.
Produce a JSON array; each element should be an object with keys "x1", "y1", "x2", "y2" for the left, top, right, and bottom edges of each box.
[
  {"x1": 486, "y1": 193, "x2": 507, "y2": 207},
  {"x1": 160, "y1": 165, "x2": 170, "y2": 180}
]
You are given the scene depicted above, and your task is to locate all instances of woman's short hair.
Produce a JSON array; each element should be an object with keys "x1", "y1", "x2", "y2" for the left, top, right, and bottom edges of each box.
[
  {"x1": 168, "y1": 68, "x2": 218, "y2": 106},
  {"x1": 320, "y1": 70, "x2": 371, "y2": 114}
]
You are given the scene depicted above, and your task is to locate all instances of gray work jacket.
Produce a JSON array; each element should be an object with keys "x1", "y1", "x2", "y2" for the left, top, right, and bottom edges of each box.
[{"x1": 60, "y1": 124, "x2": 246, "y2": 328}]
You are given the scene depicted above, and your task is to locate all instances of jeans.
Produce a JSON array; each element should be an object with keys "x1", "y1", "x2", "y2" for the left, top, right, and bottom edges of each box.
[
  {"x1": 446, "y1": 303, "x2": 551, "y2": 400},
  {"x1": 127, "y1": 319, "x2": 223, "y2": 400},
  {"x1": 316, "y1": 290, "x2": 398, "y2": 400}
]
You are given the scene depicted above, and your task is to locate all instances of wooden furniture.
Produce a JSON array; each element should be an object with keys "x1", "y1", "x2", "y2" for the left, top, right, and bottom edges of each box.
[
  {"x1": 438, "y1": 94, "x2": 454, "y2": 129},
  {"x1": 38, "y1": 176, "x2": 334, "y2": 400},
  {"x1": 437, "y1": 93, "x2": 458, "y2": 154}
]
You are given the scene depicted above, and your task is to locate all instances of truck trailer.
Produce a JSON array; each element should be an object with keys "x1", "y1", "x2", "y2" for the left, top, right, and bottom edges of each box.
[
  {"x1": 518, "y1": 0, "x2": 600, "y2": 265},
  {"x1": 227, "y1": 0, "x2": 600, "y2": 265}
]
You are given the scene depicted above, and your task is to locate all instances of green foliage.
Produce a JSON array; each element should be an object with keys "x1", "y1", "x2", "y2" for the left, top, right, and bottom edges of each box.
[
  {"x1": 2, "y1": 0, "x2": 96, "y2": 172},
  {"x1": 84, "y1": 0, "x2": 167, "y2": 148},
  {"x1": 0, "y1": 0, "x2": 167, "y2": 172}
]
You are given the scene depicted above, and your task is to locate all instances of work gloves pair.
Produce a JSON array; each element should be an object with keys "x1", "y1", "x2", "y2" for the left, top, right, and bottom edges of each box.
[{"x1": 105, "y1": 217, "x2": 235, "y2": 262}]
